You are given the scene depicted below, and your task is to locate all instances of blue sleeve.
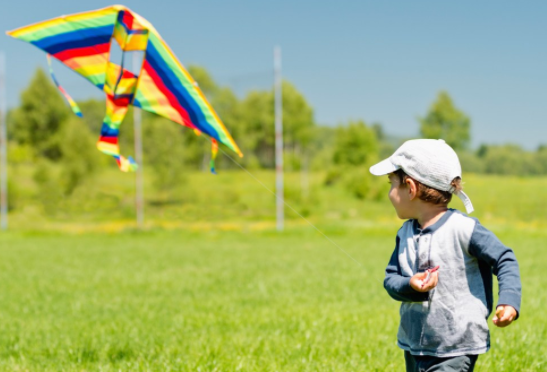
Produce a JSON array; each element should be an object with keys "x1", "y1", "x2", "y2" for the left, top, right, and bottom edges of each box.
[
  {"x1": 469, "y1": 222, "x2": 522, "y2": 318},
  {"x1": 384, "y1": 235, "x2": 429, "y2": 302}
]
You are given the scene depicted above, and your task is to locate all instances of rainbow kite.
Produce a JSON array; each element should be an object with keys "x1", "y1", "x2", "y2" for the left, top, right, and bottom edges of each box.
[{"x1": 7, "y1": 5, "x2": 242, "y2": 172}]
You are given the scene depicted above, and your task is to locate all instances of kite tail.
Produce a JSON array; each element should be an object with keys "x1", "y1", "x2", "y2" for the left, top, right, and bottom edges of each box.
[
  {"x1": 97, "y1": 98, "x2": 138, "y2": 172},
  {"x1": 118, "y1": 155, "x2": 138, "y2": 172},
  {"x1": 210, "y1": 139, "x2": 218, "y2": 174},
  {"x1": 97, "y1": 135, "x2": 138, "y2": 172},
  {"x1": 47, "y1": 54, "x2": 83, "y2": 117}
]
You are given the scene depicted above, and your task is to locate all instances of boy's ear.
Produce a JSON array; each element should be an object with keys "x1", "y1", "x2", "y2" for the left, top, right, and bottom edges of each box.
[{"x1": 406, "y1": 178, "x2": 419, "y2": 200}]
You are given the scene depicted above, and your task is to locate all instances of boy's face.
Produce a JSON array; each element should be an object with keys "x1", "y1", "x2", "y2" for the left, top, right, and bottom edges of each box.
[{"x1": 388, "y1": 173, "x2": 414, "y2": 219}]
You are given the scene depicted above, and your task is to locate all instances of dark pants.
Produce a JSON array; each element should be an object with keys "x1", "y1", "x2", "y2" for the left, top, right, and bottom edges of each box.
[{"x1": 404, "y1": 351, "x2": 478, "y2": 372}]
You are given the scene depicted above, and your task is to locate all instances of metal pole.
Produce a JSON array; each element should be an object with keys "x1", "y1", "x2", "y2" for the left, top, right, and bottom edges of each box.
[
  {"x1": 133, "y1": 53, "x2": 144, "y2": 227},
  {"x1": 274, "y1": 46, "x2": 284, "y2": 231},
  {"x1": 0, "y1": 52, "x2": 7, "y2": 230}
]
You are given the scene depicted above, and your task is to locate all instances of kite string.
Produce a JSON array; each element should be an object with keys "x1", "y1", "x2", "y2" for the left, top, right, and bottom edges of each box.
[{"x1": 215, "y1": 143, "x2": 364, "y2": 268}]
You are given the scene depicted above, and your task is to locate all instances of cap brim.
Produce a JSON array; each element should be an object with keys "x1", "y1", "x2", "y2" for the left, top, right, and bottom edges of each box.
[{"x1": 369, "y1": 158, "x2": 399, "y2": 176}]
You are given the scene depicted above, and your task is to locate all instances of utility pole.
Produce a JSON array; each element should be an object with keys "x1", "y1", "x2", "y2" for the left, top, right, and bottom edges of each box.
[
  {"x1": 133, "y1": 53, "x2": 144, "y2": 228},
  {"x1": 274, "y1": 46, "x2": 283, "y2": 231},
  {"x1": 0, "y1": 52, "x2": 7, "y2": 230}
]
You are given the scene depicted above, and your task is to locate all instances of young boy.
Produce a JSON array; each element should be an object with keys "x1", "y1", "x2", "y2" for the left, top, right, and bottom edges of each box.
[{"x1": 369, "y1": 139, "x2": 521, "y2": 372}]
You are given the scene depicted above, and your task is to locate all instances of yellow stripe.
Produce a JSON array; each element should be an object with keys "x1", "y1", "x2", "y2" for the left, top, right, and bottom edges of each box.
[
  {"x1": 97, "y1": 142, "x2": 120, "y2": 155},
  {"x1": 63, "y1": 53, "x2": 108, "y2": 70},
  {"x1": 66, "y1": 59, "x2": 108, "y2": 78},
  {"x1": 138, "y1": 70, "x2": 182, "y2": 123}
]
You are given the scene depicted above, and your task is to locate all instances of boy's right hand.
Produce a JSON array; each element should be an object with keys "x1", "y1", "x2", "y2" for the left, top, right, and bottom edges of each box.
[{"x1": 410, "y1": 269, "x2": 439, "y2": 292}]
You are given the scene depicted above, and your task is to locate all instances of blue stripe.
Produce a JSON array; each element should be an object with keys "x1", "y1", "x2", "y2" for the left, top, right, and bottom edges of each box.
[
  {"x1": 33, "y1": 25, "x2": 113, "y2": 54},
  {"x1": 100, "y1": 123, "x2": 119, "y2": 137},
  {"x1": 112, "y1": 93, "x2": 135, "y2": 100},
  {"x1": 145, "y1": 42, "x2": 220, "y2": 140}
]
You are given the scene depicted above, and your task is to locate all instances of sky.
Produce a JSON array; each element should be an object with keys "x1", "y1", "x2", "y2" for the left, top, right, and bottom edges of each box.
[{"x1": 1, "y1": 0, "x2": 546, "y2": 149}]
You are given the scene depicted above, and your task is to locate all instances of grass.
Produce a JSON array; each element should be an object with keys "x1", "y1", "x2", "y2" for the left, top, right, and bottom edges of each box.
[
  {"x1": 0, "y1": 228, "x2": 545, "y2": 371},
  {"x1": 1, "y1": 170, "x2": 547, "y2": 370}
]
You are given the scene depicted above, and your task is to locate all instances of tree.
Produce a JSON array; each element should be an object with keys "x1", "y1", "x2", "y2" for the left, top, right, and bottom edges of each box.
[
  {"x1": 8, "y1": 70, "x2": 102, "y2": 200},
  {"x1": 281, "y1": 82, "x2": 315, "y2": 170},
  {"x1": 57, "y1": 116, "x2": 102, "y2": 195},
  {"x1": 479, "y1": 144, "x2": 536, "y2": 176},
  {"x1": 77, "y1": 98, "x2": 105, "y2": 134},
  {"x1": 333, "y1": 120, "x2": 378, "y2": 167},
  {"x1": 326, "y1": 120, "x2": 384, "y2": 200},
  {"x1": 9, "y1": 68, "x2": 69, "y2": 160},
  {"x1": 238, "y1": 90, "x2": 274, "y2": 167},
  {"x1": 142, "y1": 117, "x2": 187, "y2": 193},
  {"x1": 237, "y1": 81, "x2": 315, "y2": 169},
  {"x1": 419, "y1": 91, "x2": 471, "y2": 151}
]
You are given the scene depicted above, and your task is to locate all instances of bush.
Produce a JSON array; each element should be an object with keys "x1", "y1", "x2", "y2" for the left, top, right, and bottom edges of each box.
[
  {"x1": 344, "y1": 168, "x2": 371, "y2": 200},
  {"x1": 33, "y1": 159, "x2": 62, "y2": 215},
  {"x1": 58, "y1": 117, "x2": 101, "y2": 195},
  {"x1": 457, "y1": 151, "x2": 485, "y2": 174},
  {"x1": 324, "y1": 164, "x2": 388, "y2": 201}
]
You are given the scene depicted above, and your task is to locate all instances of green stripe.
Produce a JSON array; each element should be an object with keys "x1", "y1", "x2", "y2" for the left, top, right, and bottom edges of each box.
[{"x1": 15, "y1": 12, "x2": 116, "y2": 42}]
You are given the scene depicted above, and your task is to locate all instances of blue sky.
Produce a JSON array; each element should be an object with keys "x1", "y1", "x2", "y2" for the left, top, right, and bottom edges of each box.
[{"x1": 1, "y1": 0, "x2": 546, "y2": 149}]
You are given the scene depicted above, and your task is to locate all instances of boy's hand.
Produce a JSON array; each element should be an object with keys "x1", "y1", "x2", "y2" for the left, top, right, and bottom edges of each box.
[
  {"x1": 410, "y1": 267, "x2": 439, "y2": 293},
  {"x1": 493, "y1": 305, "x2": 517, "y2": 327}
]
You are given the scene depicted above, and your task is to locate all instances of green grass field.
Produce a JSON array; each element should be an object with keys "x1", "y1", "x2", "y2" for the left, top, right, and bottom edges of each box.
[
  {"x1": 0, "y1": 228, "x2": 545, "y2": 371},
  {"x1": 1, "y1": 170, "x2": 547, "y2": 370}
]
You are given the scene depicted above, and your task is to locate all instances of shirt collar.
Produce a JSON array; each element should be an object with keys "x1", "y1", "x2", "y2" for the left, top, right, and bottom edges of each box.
[{"x1": 411, "y1": 208, "x2": 455, "y2": 235}]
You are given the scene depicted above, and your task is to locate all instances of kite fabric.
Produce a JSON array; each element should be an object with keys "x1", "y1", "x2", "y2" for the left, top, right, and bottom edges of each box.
[{"x1": 7, "y1": 5, "x2": 242, "y2": 172}]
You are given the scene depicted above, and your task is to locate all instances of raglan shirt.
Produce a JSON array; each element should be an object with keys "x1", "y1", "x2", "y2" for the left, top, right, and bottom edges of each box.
[{"x1": 384, "y1": 209, "x2": 521, "y2": 357}]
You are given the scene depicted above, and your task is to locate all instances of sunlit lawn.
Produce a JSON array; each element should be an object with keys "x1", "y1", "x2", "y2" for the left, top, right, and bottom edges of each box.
[{"x1": 0, "y1": 228, "x2": 545, "y2": 371}]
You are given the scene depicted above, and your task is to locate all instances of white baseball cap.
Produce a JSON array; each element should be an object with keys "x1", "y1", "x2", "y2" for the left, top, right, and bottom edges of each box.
[{"x1": 369, "y1": 139, "x2": 474, "y2": 213}]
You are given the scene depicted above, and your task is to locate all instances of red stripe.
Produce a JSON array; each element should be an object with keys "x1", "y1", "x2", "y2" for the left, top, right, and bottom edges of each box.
[
  {"x1": 122, "y1": 69, "x2": 137, "y2": 79},
  {"x1": 53, "y1": 43, "x2": 110, "y2": 61},
  {"x1": 122, "y1": 11, "x2": 134, "y2": 29},
  {"x1": 99, "y1": 136, "x2": 118, "y2": 144},
  {"x1": 142, "y1": 60, "x2": 196, "y2": 129},
  {"x1": 107, "y1": 94, "x2": 132, "y2": 107}
]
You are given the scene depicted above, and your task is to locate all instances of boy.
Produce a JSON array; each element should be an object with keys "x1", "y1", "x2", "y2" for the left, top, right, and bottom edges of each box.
[{"x1": 369, "y1": 139, "x2": 521, "y2": 372}]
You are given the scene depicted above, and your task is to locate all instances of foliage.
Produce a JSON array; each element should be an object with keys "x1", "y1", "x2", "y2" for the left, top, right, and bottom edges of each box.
[
  {"x1": 476, "y1": 144, "x2": 541, "y2": 176},
  {"x1": 32, "y1": 158, "x2": 62, "y2": 214},
  {"x1": 326, "y1": 120, "x2": 384, "y2": 200},
  {"x1": 6, "y1": 68, "x2": 102, "y2": 203},
  {"x1": 332, "y1": 120, "x2": 378, "y2": 167},
  {"x1": 238, "y1": 90, "x2": 274, "y2": 167},
  {"x1": 308, "y1": 126, "x2": 336, "y2": 171},
  {"x1": 237, "y1": 81, "x2": 315, "y2": 169},
  {"x1": 57, "y1": 117, "x2": 102, "y2": 195},
  {"x1": 142, "y1": 117, "x2": 188, "y2": 193},
  {"x1": 419, "y1": 91, "x2": 471, "y2": 151},
  {"x1": 8, "y1": 68, "x2": 69, "y2": 160},
  {"x1": 457, "y1": 151, "x2": 485, "y2": 174},
  {"x1": 78, "y1": 98, "x2": 105, "y2": 134}
]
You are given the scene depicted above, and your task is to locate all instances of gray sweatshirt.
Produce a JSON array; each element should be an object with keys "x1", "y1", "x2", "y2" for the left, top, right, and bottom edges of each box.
[{"x1": 384, "y1": 209, "x2": 521, "y2": 357}]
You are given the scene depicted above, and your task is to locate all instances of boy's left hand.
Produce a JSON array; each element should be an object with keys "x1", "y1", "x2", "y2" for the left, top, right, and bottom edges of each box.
[{"x1": 493, "y1": 305, "x2": 517, "y2": 327}]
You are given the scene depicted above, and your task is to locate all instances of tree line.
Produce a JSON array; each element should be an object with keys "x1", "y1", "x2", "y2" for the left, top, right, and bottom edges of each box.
[{"x1": 5, "y1": 67, "x2": 547, "y2": 207}]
